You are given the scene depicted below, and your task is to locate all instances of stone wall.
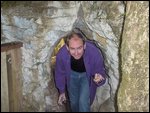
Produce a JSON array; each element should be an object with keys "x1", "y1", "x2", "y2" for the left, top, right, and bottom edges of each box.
[
  {"x1": 117, "y1": 1, "x2": 149, "y2": 112},
  {"x1": 2, "y1": 1, "x2": 148, "y2": 112}
]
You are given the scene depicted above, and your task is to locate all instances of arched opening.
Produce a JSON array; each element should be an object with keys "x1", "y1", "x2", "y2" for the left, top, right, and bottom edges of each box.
[{"x1": 49, "y1": 30, "x2": 117, "y2": 112}]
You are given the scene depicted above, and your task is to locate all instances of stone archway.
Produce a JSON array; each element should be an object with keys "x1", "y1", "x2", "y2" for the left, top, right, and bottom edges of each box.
[{"x1": 48, "y1": 27, "x2": 119, "y2": 112}]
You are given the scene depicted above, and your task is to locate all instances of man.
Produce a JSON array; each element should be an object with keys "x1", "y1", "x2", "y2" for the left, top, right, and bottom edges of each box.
[{"x1": 54, "y1": 28, "x2": 106, "y2": 112}]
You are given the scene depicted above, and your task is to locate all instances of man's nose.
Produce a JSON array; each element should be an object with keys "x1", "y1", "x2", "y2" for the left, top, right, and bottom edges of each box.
[{"x1": 74, "y1": 49, "x2": 78, "y2": 55}]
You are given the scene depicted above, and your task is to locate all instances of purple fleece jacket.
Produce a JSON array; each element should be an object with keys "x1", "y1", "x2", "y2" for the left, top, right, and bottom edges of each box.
[{"x1": 55, "y1": 40, "x2": 106, "y2": 104}]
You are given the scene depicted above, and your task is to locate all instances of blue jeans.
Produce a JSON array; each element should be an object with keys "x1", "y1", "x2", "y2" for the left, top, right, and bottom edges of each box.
[{"x1": 67, "y1": 70, "x2": 90, "y2": 112}]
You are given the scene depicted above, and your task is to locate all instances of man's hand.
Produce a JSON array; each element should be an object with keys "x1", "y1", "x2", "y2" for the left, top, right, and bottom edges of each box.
[
  {"x1": 93, "y1": 73, "x2": 105, "y2": 84},
  {"x1": 58, "y1": 93, "x2": 66, "y2": 105}
]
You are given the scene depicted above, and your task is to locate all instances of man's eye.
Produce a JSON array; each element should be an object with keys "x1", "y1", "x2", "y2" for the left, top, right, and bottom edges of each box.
[
  {"x1": 70, "y1": 48, "x2": 75, "y2": 50},
  {"x1": 78, "y1": 46, "x2": 83, "y2": 49}
]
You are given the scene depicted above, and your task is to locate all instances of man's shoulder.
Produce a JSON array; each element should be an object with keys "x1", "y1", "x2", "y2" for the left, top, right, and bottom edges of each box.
[
  {"x1": 56, "y1": 45, "x2": 68, "y2": 57},
  {"x1": 86, "y1": 40, "x2": 99, "y2": 51},
  {"x1": 85, "y1": 40, "x2": 103, "y2": 57}
]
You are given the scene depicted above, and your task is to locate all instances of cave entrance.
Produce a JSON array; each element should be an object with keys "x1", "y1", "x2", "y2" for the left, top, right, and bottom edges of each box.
[{"x1": 49, "y1": 29, "x2": 118, "y2": 112}]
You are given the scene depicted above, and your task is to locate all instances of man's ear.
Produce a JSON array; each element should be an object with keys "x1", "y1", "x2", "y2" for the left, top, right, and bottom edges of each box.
[
  {"x1": 84, "y1": 43, "x2": 86, "y2": 50},
  {"x1": 66, "y1": 45, "x2": 69, "y2": 50}
]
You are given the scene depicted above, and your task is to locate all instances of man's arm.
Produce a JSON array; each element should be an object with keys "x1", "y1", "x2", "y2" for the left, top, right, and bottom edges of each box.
[
  {"x1": 93, "y1": 49, "x2": 106, "y2": 86},
  {"x1": 55, "y1": 54, "x2": 66, "y2": 94}
]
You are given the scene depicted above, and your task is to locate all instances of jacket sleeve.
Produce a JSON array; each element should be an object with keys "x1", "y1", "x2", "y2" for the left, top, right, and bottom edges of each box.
[
  {"x1": 54, "y1": 54, "x2": 66, "y2": 94},
  {"x1": 93, "y1": 48, "x2": 106, "y2": 86}
]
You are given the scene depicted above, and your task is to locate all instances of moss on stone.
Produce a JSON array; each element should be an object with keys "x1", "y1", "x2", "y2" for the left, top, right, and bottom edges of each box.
[{"x1": 1, "y1": 1, "x2": 32, "y2": 9}]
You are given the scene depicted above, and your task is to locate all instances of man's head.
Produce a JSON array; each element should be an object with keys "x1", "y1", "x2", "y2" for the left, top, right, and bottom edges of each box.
[{"x1": 65, "y1": 28, "x2": 86, "y2": 60}]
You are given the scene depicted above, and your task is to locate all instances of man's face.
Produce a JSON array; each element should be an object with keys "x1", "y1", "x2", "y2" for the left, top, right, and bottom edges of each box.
[{"x1": 67, "y1": 35, "x2": 85, "y2": 60}]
